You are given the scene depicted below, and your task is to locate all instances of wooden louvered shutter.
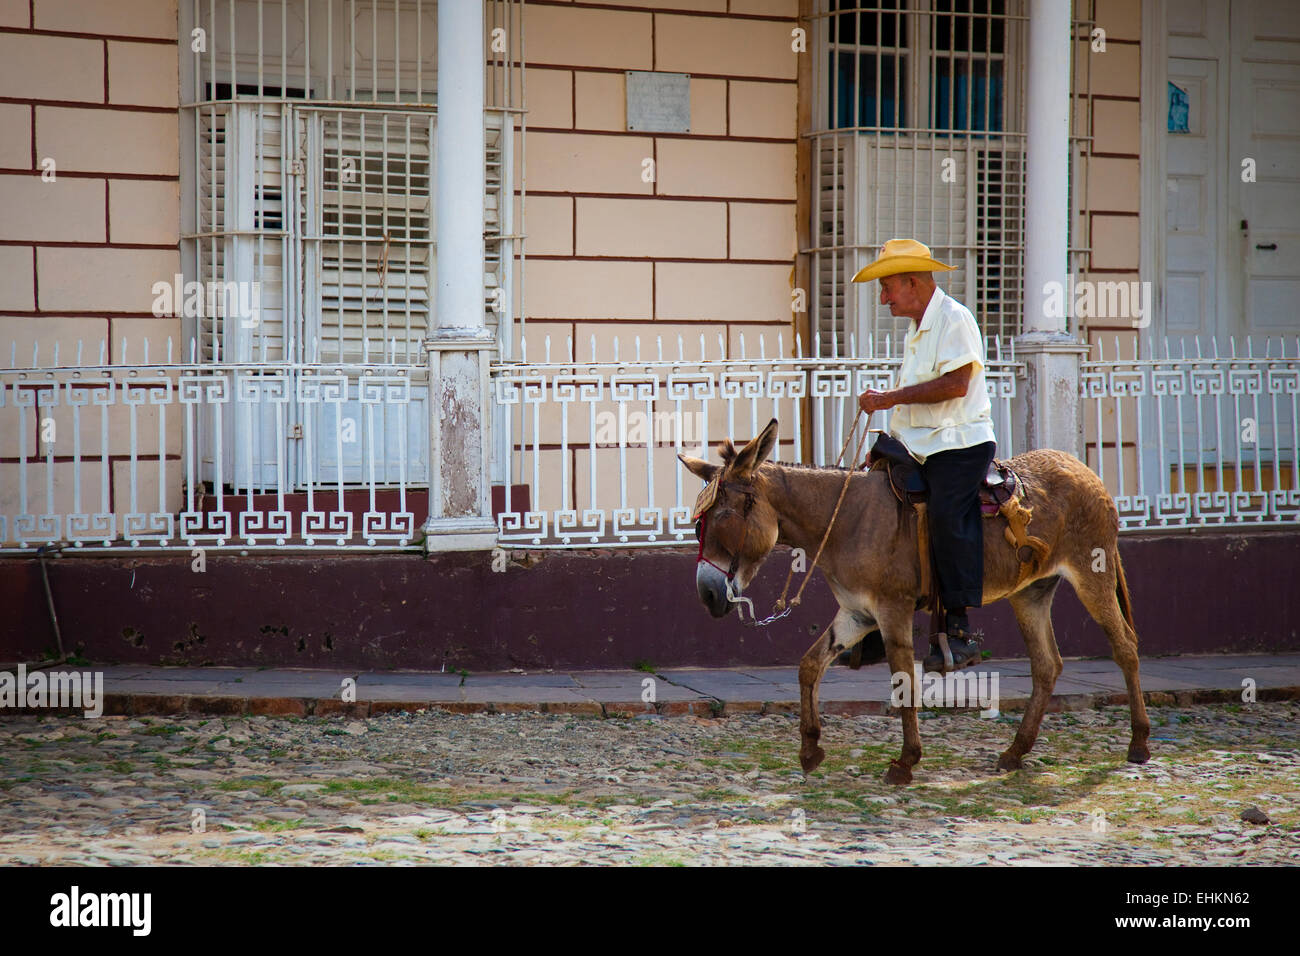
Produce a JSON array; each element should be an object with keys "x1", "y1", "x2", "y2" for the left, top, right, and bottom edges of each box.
[
  {"x1": 197, "y1": 102, "x2": 289, "y2": 364},
  {"x1": 300, "y1": 108, "x2": 435, "y2": 366}
]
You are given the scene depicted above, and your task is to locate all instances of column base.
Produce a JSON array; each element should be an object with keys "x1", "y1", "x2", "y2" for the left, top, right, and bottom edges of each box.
[{"x1": 422, "y1": 515, "x2": 499, "y2": 553}]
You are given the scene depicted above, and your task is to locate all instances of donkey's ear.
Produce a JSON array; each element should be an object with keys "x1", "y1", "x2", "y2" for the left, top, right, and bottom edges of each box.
[
  {"x1": 732, "y1": 418, "x2": 779, "y2": 478},
  {"x1": 678, "y1": 454, "x2": 719, "y2": 482}
]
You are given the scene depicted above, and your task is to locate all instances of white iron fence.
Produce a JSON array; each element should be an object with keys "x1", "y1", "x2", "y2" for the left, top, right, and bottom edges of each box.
[
  {"x1": 1082, "y1": 337, "x2": 1300, "y2": 530},
  {"x1": 492, "y1": 332, "x2": 1022, "y2": 548},
  {"x1": 0, "y1": 339, "x2": 425, "y2": 552},
  {"x1": 7, "y1": 333, "x2": 1297, "y2": 553}
]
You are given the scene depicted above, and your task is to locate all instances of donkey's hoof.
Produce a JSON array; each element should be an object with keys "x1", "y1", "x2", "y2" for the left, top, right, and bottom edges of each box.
[
  {"x1": 884, "y1": 760, "x2": 912, "y2": 785},
  {"x1": 996, "y1": 752, "x2": 1022, "y2": 772},
  {"x1": 1126, "y1": 743, "x2": 1151, "y2": 764},
  {"x1": 799, "y1": 746, "x2": 826, "y2": 774}
]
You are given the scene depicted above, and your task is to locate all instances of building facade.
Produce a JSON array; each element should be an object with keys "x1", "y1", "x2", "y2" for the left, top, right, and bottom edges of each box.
[{"x1": 1, "y1": 0, "x2": 1297, "y2": 666}]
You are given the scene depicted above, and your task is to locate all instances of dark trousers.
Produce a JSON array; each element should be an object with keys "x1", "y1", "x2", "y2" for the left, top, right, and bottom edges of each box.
[{"x1": 920, "y1": 441, "x2": 997, "y2": 610}]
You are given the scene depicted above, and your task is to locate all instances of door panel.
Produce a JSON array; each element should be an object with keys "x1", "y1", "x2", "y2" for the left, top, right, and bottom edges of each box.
[
  {"x1": 1229, "y1": 1, "x2": 1300, "y2": 334},
  {"x1": 1165, "y1": 57, "x2": 1220, "y2": 337}
]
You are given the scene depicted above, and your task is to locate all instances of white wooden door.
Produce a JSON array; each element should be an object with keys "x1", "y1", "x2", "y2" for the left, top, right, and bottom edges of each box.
[
  {"x1": 1164, "y1": 56, "x2": 1222, "y2": 339},
  {"x1": 1165, "y1": 0, "x2": 1230, "y2": 339},
  {"x1": 1166, "y1": 0, "x2": 1300, "y2": 341},
  {"x1": 1228, "y1": 0, "x2": 1300, "y2": 336}
]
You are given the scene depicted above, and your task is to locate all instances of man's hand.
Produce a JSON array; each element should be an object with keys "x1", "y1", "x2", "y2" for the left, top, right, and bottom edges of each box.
[
  {"x1": 857, "y1": 389, "x2": 893, "y2": 416},
  {"x1": 857, "y1": 363, "x2": 975, "y2": 416}
]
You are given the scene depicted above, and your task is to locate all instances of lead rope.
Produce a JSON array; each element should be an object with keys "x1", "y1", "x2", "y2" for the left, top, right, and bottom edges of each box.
[{"x1": 769, "y1": 410, "x2": 869, "y2": 615}]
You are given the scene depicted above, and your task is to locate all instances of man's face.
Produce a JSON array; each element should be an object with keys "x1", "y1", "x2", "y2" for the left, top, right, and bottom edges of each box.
[{"x1": 879, "y1": 273, "x2": 926, "y2": 318}]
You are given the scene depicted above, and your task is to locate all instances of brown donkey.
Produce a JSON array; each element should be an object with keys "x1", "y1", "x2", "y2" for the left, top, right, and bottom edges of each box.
[{"x1": 680, "y1": 418, "x2": 1150, "y2": 784}]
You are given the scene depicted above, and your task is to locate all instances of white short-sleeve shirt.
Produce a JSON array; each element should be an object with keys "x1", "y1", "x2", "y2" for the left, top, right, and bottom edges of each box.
[{"x1": 887, "y1": 286, "x2": 996, "y2": 463}]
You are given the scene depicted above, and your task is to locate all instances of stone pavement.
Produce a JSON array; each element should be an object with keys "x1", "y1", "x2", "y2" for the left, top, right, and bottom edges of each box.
[
  {"x1": 12, "y1": 652, "x2": 1299, "y2": 718},
  {"x1": 2, "y1": 701, "x2": 1297, "y2": 865},
  {"x1": 3, "y1": 654, "x2": 1298, "y2": 865}
]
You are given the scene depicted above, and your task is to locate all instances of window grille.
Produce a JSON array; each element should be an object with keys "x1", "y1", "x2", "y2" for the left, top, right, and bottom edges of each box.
[
  {"x1": 808, "y1": 0, "x2": 1087, "y2": 355},
  {"x1": 179, "y1": 0, "x2": 524, "y2": 490}
]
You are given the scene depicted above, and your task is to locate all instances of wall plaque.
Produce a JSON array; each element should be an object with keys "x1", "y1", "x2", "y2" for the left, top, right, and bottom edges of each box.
[{"x1": 626, "y1": 71, "x2": 691, "y2": 134}]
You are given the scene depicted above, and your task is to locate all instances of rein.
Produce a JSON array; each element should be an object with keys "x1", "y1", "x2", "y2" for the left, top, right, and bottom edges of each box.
[{"x1": 695, "y1": 412, "x2": 871, "y2": 627}]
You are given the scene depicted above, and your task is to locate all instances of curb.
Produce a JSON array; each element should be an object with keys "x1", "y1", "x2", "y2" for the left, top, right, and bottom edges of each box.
[{"x1": 3, "y1": 685, "x2": 1296, "y2": 720}]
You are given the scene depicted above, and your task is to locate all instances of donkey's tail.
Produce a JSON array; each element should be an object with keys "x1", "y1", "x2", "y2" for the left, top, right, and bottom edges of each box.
[{"x1": 1114, "y1": 549, "x2": 1136, "y2": 641}]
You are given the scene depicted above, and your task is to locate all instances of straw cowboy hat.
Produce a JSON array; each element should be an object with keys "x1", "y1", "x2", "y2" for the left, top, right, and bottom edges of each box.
[{"x1": 850, "y1": 238, "x2": 956, "y2": 283}]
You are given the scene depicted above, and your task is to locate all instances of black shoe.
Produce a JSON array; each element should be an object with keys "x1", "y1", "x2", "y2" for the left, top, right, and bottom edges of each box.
[
  {"x1": 923, "y1": 629, "x2": 984, "y2": 674},
  {"x1": 837, "y1": 630, "x2": 886, "y2": 669}
]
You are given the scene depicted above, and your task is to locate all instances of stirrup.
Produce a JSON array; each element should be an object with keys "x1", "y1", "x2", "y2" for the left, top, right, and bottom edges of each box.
[{"x1": 923, "y1": 630, "x2": 983, "y2": 674}]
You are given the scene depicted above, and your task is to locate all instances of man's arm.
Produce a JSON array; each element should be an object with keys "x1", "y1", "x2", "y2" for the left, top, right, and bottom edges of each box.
[{"x1": 857, "y1": 363, "x2": 973, "y2": 416}]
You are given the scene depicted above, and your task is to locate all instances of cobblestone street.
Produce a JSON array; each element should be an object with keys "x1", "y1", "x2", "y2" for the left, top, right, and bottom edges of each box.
[{"x1": 2, "y1": 702, "x2": 1297, "y2": 865}]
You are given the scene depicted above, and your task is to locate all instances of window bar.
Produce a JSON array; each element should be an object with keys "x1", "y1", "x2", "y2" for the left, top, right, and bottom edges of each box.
[
  {"x1": 360, "y1": 111, "x2": 369, "y2": 361},
  {"x1": 888, "y1": 9, "x2": 901, "y2": 345},
  {"x1": 518, "y1": 0, "x2": 528, "y2": 346},
  {"x1": 404, "y1": 113, "x2": 413, "y2": 365},
  {"x1": 280, "y1": 0, "x2": 287, "y2": 96},
  {"x1": 394, "y1": 0, "x2": 401, "y2": 102},
  {"x1": 336, "y1": 110, "x2": 344, "y2": 364},
  {"x1": 206, "y1": 0, "x2": 217, "y2": 362},
  {"x1": 371, "y1": 0, "x2": 378, "y2": 99},
  {"x1": 303, "y1": 0, "x2": 310, "y2": 100},
  {"x1": 227, "y1": 0, "x2": 235, "y2": 99},
  {"x1": 350, "y1": 0, "x2": 356, "y2": 101},
  {"x1": 257, "y1": 0, "x2": 264, "y2": 98},
  {"x1": 416, "y1": 0, "x2": 422, "y2": 100},
  {"x1": 381, "y1": 112, "x2": 390, "y2": 361},
  {"x1": 871, "y1": 6, "x2": 883, "y2": 347}
]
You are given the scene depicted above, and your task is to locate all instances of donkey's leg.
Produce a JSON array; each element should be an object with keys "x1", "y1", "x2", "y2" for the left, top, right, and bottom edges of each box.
[
  {"x1": 1071, "y1": 553, "x2": 1151, "y2": 763},
  {"x1": 798, "y1": 607, "x2": 871, "y2": 774},
  {"x1": 997, "y1": 576, "x2": 1064, "y2": 771},
  {"x1": 879, "y1": 605, "x2": 922, "y2": 785}
]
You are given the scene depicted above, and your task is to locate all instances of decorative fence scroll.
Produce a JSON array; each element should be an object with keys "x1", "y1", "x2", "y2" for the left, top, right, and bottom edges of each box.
[
  {"x1": 492, "y1": 331, "x2": 1022, "y2": 548},
  {"x1": 0, "y1": 339, "x2": 426, "y2": 552},
  {"x1": 1081, "y1": 336, "x2": 1300, "y2": 530}
]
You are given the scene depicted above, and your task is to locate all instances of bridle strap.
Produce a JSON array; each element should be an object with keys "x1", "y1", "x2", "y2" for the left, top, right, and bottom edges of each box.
[
  {"x1": 694, "y1": 412, "x2": 870, "y2": 626},
  {"x1": 695, "y1": 482, "x2": 756, "y2": 582}
]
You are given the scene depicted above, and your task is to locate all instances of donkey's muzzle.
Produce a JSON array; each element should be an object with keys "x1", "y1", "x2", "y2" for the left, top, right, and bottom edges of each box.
[{"x1": 696, "y1": 563, "x2": 735, "y2": 619}]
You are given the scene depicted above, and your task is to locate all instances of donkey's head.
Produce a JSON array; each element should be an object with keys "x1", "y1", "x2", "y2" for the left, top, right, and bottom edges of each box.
[{"x1": 678, "y1": 418, "x2": 782, "y2": 618}]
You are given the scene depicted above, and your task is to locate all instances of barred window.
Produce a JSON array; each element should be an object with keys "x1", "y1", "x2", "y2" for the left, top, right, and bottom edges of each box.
[{"x1": 810, "y1": 0, "x2": 1091, "y2": 355}]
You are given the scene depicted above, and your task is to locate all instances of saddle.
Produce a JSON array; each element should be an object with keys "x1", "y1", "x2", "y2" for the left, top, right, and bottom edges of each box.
[{"x1": 867, "y1": 433, "x2": 1050, "y2": 610}]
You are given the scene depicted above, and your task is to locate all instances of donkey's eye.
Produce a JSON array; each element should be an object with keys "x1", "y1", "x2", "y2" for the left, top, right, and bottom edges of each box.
[
  {"x1": 694, "y1": 519, "x2": 703, "y2": 542},
  {"x1": 711, "y1": 512, "x2": 746, "y2": 551}
]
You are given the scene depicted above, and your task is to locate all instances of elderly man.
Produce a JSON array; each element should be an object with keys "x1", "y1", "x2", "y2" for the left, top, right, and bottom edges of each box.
[{"x1": 841, "y1": 238, "x2": 996, "y2": 673}]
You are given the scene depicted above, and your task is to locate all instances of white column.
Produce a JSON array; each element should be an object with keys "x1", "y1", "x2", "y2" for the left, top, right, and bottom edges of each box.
[
  {"x1": 437, "y1": 0, "x2": 485, "y2": 336},
  {"x1": 424, "y1": 0, "x2": 497, "y2": 551},
  {"x1": 1022, "y1": 0, "x2": 1072, "y2": 335},
  {"x1": 1014, "y1": 0, "x2": 1089, "y2": 457}
]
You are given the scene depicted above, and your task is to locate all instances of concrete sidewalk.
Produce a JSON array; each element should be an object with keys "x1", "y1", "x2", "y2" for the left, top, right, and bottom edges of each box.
[{"x1": 4, "y1": 653, "x2": 1298, "y2": 719}]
